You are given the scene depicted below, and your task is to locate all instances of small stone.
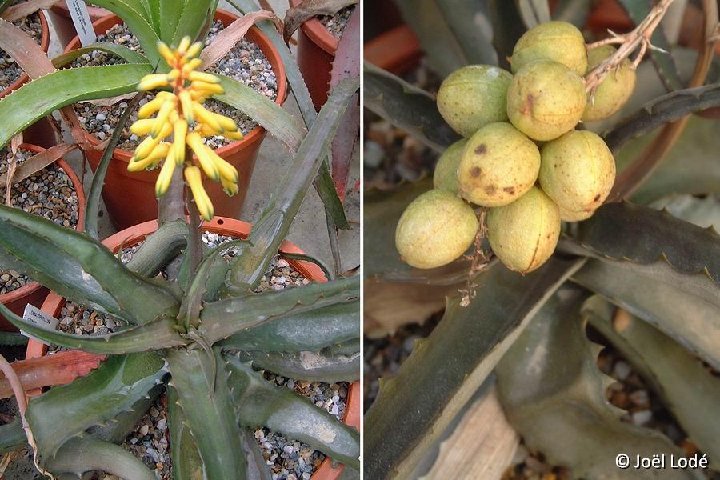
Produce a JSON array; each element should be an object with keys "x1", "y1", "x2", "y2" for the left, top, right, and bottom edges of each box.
[
  {"x1": 632, "y1": 409, "x2": 652, "y2": 425},
  {"x1": 613, "y1": 361, "x2": 631, "y2": 380}
]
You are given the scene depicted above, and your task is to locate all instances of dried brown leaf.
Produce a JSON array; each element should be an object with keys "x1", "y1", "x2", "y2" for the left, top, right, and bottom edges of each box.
[
  {"x1": 283, "y1": 0, "x2": 357, "y2": 42},
  {"x1": 2, "y1": 0, "x2": 58, "y2": 22},
  {"x1": 0, "y1": 17, "x2": 53, "y2": 79},
  {"x1": 0, "y1": 144, "x2": 77, "y2": 186}
]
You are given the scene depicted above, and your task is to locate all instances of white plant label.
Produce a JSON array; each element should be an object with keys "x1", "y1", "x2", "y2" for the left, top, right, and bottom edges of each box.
[
  {"x1": 65, "y1": 0, "x2": 96, "y2": 46},
  {"x1": 21, "y1": 304, "x2": 59, "y2": 338}
]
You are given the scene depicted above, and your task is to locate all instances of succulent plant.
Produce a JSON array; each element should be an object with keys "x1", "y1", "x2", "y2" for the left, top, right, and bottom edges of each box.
[
  {"x1": 365, "y1": 1, "x2": 720, "y2": 478},
  {"x1": 0, "y1": 0, "x2": 360, "y2": 478}
]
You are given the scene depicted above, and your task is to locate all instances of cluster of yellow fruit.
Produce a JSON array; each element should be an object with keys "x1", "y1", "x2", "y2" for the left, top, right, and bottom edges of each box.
[
  {"x1": 395, "y1": 21, "x2": 636, "y2": 273},
  {"x1": 128, "y1": 37, "x2": 243, "y2": 221}
]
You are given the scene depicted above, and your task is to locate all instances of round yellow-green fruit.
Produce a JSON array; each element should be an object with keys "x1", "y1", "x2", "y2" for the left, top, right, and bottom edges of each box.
[
  {"x1": 457, "y1": 122, "x2": 540, "y2": 206},
  {"x1": 437, "y1": 65, "x2": 513, "y2": 137},
  {"x1": 487, "y1": 187, "x2": 561, "y2": 274},
  {"x1": 583, "y1": 45, "x2": 636, "y2": 122},
  {"x1": 506, "y1": 61, "x2": 586, "y2": 141},
  {"x1": 434, "y1": 139, "x2": 467, "y2": 193},
  {"x1": 395, "y1": 190, "x2": 479, "y2": 269},
  {"x1": 538, "y1": 130, "x2": 615, "y2": 221},
  {"x1": 510, "y1": 21, "x2": 587, "y2": 75}
]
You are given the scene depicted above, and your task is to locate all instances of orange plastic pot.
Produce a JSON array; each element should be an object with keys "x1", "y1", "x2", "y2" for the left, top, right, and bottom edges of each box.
[
  {"x1": 0, "y1": 11, "x2": 49, "y2": 100},
  {"x1": 65, "y1": 11, "x2": 288, "y2": 230},
  {"x1": 313, "y1": 381, "x2": 360, "y2": 479},
  {"x1": 0, "y1": 144, "x2": 86, "y2": 331},
  {"x1": 289, "y1": 0, "x2": 342, "y2": 110}
]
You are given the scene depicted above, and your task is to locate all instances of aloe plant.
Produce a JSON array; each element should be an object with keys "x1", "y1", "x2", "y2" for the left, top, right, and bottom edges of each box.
[
  {"x1": 364, "y1": 1, "x2": 720, "y2": 478},
  {"x1": 0, "y1": 0, "x2": 360, "y2": 478}
]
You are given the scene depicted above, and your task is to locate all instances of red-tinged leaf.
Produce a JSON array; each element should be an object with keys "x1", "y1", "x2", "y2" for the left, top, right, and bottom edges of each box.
[
  {"x1": 0, "y1": 17, "x2": 53, "y2": 79},
  {"x1": 199, "y1": 10, "x2": 280, "y2": 70},
  {"x1": 328, "y1": 5, "x2": 359, "y2": 201},
  {"x1": 0, "y1": 144, "x2": 77, "y2": 185},
  {"x1": 283, "y1": 0, "x2": 357, "y2": 42},
  {"x1": 1, "y1": 0, "x2": 59, "y2": 21},
  {"x1": 0, "y1": 351, "x2": 105, "y2": 398}
]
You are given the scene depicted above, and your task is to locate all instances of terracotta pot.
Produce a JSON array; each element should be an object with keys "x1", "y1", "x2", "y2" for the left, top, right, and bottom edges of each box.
[
  {"x1": 0, "y1": 144, "x2": 87, "y2": 332},
  {"x1": 289, "y1": 0, "x2": 343, "y2": 110},
  {"x1": 65, "y1": 11, "x2": 288, "y2": 230},
  {"x1": 364, "y1": 24, "x2": 422, "y2": 76},
  {"x1": 50, "y1": 0, "x2": 111, "y2": 22},
  {"x1": 313, "y1": 381, "x2": 360, "y2": 479},
  {"x1": 0, "y1": 11, "x2": 50, "y2": 100}
]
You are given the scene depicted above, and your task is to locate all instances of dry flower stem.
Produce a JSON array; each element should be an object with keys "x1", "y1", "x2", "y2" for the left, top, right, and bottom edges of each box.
[
  {"x1": 460, "y1": 209, "x2": 491, "y2": 307},
  {"x1": 585, "y1": 0, "x2": 675, "y2": 93}
]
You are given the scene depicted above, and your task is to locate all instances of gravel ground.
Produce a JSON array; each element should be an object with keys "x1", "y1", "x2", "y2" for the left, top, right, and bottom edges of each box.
[
  {"x1": 0, "y1": 147, "x2": 80, "y2": 295},
  {"x1": 0, "y1": 12, "x2": 43, "y2": 93},
  {"x1": 71, "y1": 21, "x2": 277, "y2": 150},
  {"x1": 319, "y1": 6, "x2": 355, "y2": 38}
]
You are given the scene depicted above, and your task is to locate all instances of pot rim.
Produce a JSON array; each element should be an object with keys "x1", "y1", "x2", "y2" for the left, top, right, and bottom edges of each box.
[
  {"x1": 64, "y1": 9, "x2": 288, "y2": 163},
  {"x1": 0, "y1": 11, "x2": 51, "y2": 100},
  {"x1": 0, "y1": 143, "x2": 87, "y2": 307},
  {"x1": 288, "y1": 0, "x2": 342, "y2": 55}
]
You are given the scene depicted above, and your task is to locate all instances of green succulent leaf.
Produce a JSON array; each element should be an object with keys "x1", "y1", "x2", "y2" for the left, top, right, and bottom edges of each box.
[
  {"x1": 584, "y1": 296, "x2": 720, "y2": 466},
  {"x1": 363, "y1": 63, "x2": 459, "y2": 153},
  {"x1": 124, "y1": 220, "x2": 189, "y2": 278},
  {"x1": 166, "y1": 347, "x2": 247, "y2": 480},
  {"x1": 575, "y1": 202, "x2": 720, "y2": 285},
  {"x1": 516, "y1": 0, "x2": 552, "y2": 28},
  {"x1": 233, "y1": 348, "x2": 360, "y2": 383},
  {"x1": 170, "y1": 0, "x2": 218, "y2": 46},
  {"x1": 487, "y1": 0, "x2": 526, "y2": 71},
  {"x1": 225, "y1": 357, "x2": 360, "y2": 469},
  {"x1": 87, "y1": 387, "x2": 160, "y2": 444},
  {"x1": 46, "y1": 436, "x2": 155, "y2": 480},
  {"x1": 364, "y1": 257, "x2": 585, "y2": 479},
  {"x1": 240, "y1": 428, "x2": 274, "y2": 480},
  {"x1": 226, "y1": 79, "x2": 359, "y2": 290},
  {"x1": 0, "y1": 204, "x2": 179, "y2": 325},
  {"x1": 52, "y1": 43, "x2": 148, "y2": 67},
  {"x1": 168, "y1": 385, "x2": 206, "y2": 480},
  {"x1": 0, "y1": 330, "x2": 27, "y2": 346},
  {"x1": 82, "y1": 0, "x2": 161, "y2": 65},
  {"x1": 0, "y1": 418, "x2": 26, "y2": 454},
  {"x1": 551, "y1": 0, "x2": 591, "y2": 26},
  {"x1": 0, "y1": 64, "x2": 151, "y2": 149},
  {"x1": 201, "y1": 276, "x2": 359, "y2": 344},
  {"x1": 0, "y1": 303, "x2": 186, "y2": 354},
  {"x1": 496, "y1": 290, "x2": 699, "y2": 479},
  {"x1": 394, "y1": 0, "x2": 496, "y2": 76},
  {"x1": 220, "y1": 302, "x2": 359, "y2": 352},
  {"x1": 27, "y1": 353, "x2": 165, "y2": 460}
]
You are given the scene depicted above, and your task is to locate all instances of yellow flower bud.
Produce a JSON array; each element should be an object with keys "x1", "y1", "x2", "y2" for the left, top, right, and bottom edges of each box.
[
  {"x1": 134, "y1": 135, "x2": 161, "y2": 159},
  {"x1": 178, "y1": 90, "x2": 194, "y2": 123},
  {"x1": 190, "y1": 82, "x2": 224, "y2": 96},
  {"x1": 223, "y1": 130, "x2": 244, "y2": 141},
  {"x1": 184, "y1": 42, "x2": 203, "y2": 60},
  {"x1": 192, "y1": 102, "x2": 223, "y2": 132},
  {"x1": 185, "y1": 165, "x2": 214, "y2": 220},
  {"x1": 221, "y1": 176, "x2": 239, "y2": 196},
  {"x1": 138, "y1": 95, "x2": 166, "y2": 119},
  {"x1": 152, "y1": 99, "x2": 176, "y2": 137},
  {"x1": 157, "y1": 41, "x2": 175, "y2": 65},
  {"x1": 130, "y1": 118, "x2": 158, "y2": 136},
  {"x1": 182, "y1": 58, "x2": 203, "y2": 75},
  {"x1": 188, "y1": 71, "x2": 220, "y2": 84},
  {"x1": 211, "y1": 153, "x2": 238, "y2": 183},
  {"x1": 155, "y1": 155, "x2": 177, "y2": 197},
  {"x1": 211, "y1": 112, "x2": 238, "y2": 132},
  {"x1": 173, "y1": 118, "x2": 188, "y2": 165},
  {"x1": 138, "y1": 73, "x2": 170, "y2": 91},
  {"x1": 177, "y1": 37, "x2": 191, "y2": 55},
  {"x1": 193, "y1": 143, "x2": 220, "y2": 180}
]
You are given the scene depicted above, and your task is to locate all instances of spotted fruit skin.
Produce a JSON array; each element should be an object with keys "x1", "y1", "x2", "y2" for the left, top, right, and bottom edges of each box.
[
  {"x1": 437, "y1": 65, "x2": 513, "y2": 137},
  {"x1": 506, "y1": 61, "x2": 586, "y2": 141},
  {"x1": 510, "y1": 21, "x2": 587, "y2": 75},
  {"x1": 457, "y1": 122, "x2": 540, "y2": 207},
  {"x1": 487, "y1": 187, "x2": 561, "y2": 274},
  {"x1": 538, "y1": 130, "x2": 615, "y2": 221},
  {"x1": 583, "y1": 46, "x2": 637, "y2": 122},
  {"x1": 434, "y1": 139, "x2": 467, "y2": 194},
  {"x1": 395, "y1": 190, "x2": 479, "y2": 269}
]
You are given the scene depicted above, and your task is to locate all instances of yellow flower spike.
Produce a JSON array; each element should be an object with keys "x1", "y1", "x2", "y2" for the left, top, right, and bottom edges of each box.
[
  {"x1": 157, "y1": 41, "x2": 175, "y2": 64},
  {"x1": 155, "y1": 154, "x2": 177, "y2": 197},
  {"x1": 184, "y1": 42, "x2": 203, "y2": 60},
  {"x1": 188, "y1": 71, "x2": 221, "y2": 84},
  {"x1": 178, "y1": 91, "x2": 195, "y2": 123},
  {"x1": 152, "y1": 99, "x2": 175, "y2": 137},
  {"x1": 177, "y1": 37, "x2": 191, "y2": 55},
  {"x1": 138, "y1": 73, "x2": 170, "y2": 91},
  {"x1": 185, "y1": 165, "x2": 214, "y2": 220},
  {"x1": 173, "y1": 118, "x2": 188, "y2": 165},
  {"x1": 130, "y1": 118, "x2": 158, "y2": 136},
  {"x1": 134, "y1": 135, "x2": 161, "y2": 159},
  {"x1": 192, "y1": 102, "x2": 223, "y2": 132},
  {"x1": 221, "y1": 175, "x2": 239, "y2": 196}
]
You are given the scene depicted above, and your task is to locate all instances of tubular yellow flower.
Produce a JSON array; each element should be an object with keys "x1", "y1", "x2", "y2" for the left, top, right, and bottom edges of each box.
[
  {"x1": 128, "y1": 38, "x2": 242, "y2": 220},
  {"x1": 185, "y1": 166, "x2": 214, "y2": 220}
]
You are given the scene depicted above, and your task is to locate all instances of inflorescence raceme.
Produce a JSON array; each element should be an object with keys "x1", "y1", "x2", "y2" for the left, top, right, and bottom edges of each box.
[{"x1": 128, "y1": 36, "x2": 243, "y2": 220}]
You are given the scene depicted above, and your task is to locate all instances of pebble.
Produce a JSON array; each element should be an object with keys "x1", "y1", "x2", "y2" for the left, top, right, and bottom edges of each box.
[
  {"x1": 318, "y1": 6, "x2": 355, "y2": 38},
  {"x1": 70, "y1": 21, "x2": 277, "y2": 151},
  {"x1": 632, "y1": 409, "x2": 653, "y2": 425},
  {"x1": 0, "y1": 147, "x2": 79, "y2": 295},
  {"x1": 612, "y1": 360, "x2": 631, "y2": 380},
  {"x1": 0, "y1": 13, "x2": 43, "y2": 93}
]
